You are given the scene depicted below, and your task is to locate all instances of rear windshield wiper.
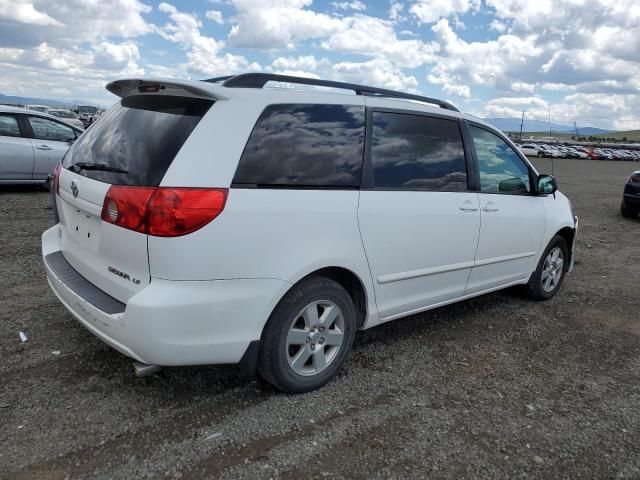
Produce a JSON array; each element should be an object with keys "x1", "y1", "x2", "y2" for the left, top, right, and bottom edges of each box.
[{"x1": 72, "y1": 162, "x2": 129, "y2": 174}]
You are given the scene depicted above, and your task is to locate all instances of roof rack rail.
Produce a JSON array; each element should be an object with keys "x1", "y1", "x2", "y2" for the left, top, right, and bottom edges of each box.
[
  {"x1": 206, "y1": 75, "x2": 234, "y2": 83},
  {"x1": 203, "y1": 73, "x2": 460, "y2": 112}
]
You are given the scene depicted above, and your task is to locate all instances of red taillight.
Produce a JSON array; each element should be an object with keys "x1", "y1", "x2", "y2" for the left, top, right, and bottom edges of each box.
[
  {"x1": 147, "y1": 188, "x2": 227, "y2": 237},
  {"x1": 101, "y1": 186, "x2": 155, "y2": 234},
  {"x1": 101, "y1": 186, "x2": 227, "y2": 237},
  {"x1": 53, "y1": 163, "x2": 62, "y2": 195}
]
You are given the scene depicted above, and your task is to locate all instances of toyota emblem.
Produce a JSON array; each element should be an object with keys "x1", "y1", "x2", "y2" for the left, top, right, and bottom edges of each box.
[{"x1": 70, "y1": 181, "x2": 79, "y2": 198}]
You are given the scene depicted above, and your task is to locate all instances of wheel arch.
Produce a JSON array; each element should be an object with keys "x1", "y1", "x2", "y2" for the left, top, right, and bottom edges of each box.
[
  {"x1": 555, "y1": 226, "x2": 576, "y2": 270},
  {"x1": 269, "y1": 265, "x2": 373, "y2": 331},
  {"x1": 292, "y1": 266, "x2": 369, "y2": 329}
]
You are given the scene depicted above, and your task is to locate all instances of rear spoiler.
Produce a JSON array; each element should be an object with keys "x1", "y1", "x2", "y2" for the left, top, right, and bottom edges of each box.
[{"x1": 106, "y1": 78, "x2": 225, "y2": 100}]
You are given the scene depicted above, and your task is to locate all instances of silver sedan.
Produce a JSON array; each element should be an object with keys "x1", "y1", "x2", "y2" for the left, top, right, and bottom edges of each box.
[{"x1": 0, "y1": 105, "x2": 84, "y2": 187}]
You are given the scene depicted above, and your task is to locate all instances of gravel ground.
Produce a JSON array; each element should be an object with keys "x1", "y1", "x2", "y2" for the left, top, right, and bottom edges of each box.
[{"x1": 1, "y1": 158, "x2": 639, "y2": 479}]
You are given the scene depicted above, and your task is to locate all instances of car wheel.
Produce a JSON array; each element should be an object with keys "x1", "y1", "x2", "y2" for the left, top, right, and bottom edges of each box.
[
  {"x1": 258, "y1": 276, "x2": 356, "y2": 393},
  {"x1": 526, "y1": 235, "x2": 569, "y2": 301},
  {"x1": 621, "y1": 201, "x2": 638, "y2": 219},
  {"x1": 537, "y1": 152, "x2": 543, "y2": 157}
]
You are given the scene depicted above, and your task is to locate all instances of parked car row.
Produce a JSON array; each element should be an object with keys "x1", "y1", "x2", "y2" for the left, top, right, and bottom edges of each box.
[
  {"x1": 71, "y1": 105, "x2": 105, "y2": 127},
  {"x1": 21, "y1": 104, "x2": 104, "y2": 128},
  {"x1": 517, "y1": 143, "x2": 640, "y2": 161}
]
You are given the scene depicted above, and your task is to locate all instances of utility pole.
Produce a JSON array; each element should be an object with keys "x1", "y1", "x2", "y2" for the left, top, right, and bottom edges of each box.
[
  {"x1": 519, "y1": 110, "x2": 524, "y2": 142},
  {"x1": 574, "y1": 121, "x2": 580, "y2": 139},
  {"x1": 548, "y1": 104, "x2": 552, "y2": 141}
]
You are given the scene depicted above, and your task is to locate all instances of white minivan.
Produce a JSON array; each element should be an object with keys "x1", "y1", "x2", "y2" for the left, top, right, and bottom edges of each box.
[{"x1": 42, "y1": 74, "x2": 578, "y2": 393}]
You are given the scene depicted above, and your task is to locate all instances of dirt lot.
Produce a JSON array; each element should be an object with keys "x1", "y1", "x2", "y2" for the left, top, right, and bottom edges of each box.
[{"x1": 1, "y1": 159, "x2": 639, "y2": 480}]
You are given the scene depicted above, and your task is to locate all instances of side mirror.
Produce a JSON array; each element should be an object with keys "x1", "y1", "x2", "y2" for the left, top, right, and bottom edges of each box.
[{"x1": 537, "y1": 174, "x2": 557, "y2": 195}]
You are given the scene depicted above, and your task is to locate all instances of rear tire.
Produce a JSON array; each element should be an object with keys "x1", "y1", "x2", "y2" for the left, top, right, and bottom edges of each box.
[
  {"x1": 258, "y1": 276, "x2": 356, "y2": 393},
  {"x1": 526, "y1": 235, "x2": 569, "y2": 301},
  {"x1": 621, "y1": 202, "x2": 638, "y2": 219}
]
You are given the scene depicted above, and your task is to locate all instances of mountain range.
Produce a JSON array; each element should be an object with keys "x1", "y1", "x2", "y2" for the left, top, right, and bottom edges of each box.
[
  {"x1": 483, "y1": 117, "x2": 611, "y2": 135},
  {"x1": 0, "y1": 92, "x2": 108, "y2": 109}
]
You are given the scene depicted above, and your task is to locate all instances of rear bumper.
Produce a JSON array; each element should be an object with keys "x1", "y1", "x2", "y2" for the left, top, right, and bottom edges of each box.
[{"x1": 42, "y1": 225, "x2": 289, "y2": 367}]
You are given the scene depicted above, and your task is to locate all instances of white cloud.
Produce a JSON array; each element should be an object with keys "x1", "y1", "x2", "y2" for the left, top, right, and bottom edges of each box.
[
  {"x1": 227, "y1": 0, "x2": 344, "y2": 49},
  {"x1": 205, "y1": 10, "x2": 224, "y2": 24},
  {"x1": 389, "y1": 2, "x2": 405, "y2": 21},
  {"x1": 157, "y1": 3, "x2": 259, "y2": 77},
  {"x1": 426, "y1": 73, "x2": 470, "y2": 98},
  {"x1": 428, "y1": 18, "x2": 543, "y2": 95},
  {"x1": 558, "y1": 93, "x2": 640, "y2": 130},
  {"x1": 268, "y1": 55, "x2": 418, "y2": 91},
  {"x1": 321, "y1": 15, "x2": 438, "y2": 68},
  {"x1": 489, "y1": 19, "x2": 506, "y2": 33},
  {"x1": 510, "y1": 82, "x2": 536, "y2": 94},
  {"x1": 332, "y1": 58, "x2": 418, "y2": 90},
  {"x1": 92, "y1": 42, "x2": 141, "y2": 72},
  {"x1": 331, "y1": 1, "x2": 366, "y2": 10},
  {"x1": 34, "y1": 0, "x2": 153, "y2": 45},
  {"x1": 0, "y1": 0, "x2": 63, "y2": 26},
  {"x1": 409, "y1": 0, "x2": 480, "y2": 24}
]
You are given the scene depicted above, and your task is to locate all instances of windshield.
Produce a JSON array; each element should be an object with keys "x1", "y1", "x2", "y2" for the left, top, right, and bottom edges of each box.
[
  {"x1": 77, "y1": 106, "x2": 98, "y2": 114},
  {"x1": 63, "y1": 95, "x2": 213, "y2": 186}
]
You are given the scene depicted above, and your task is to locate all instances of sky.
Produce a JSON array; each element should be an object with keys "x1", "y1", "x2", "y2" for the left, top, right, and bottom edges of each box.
[{"x1": 0, "y1": 0, "x2": 639, "y2": 130}]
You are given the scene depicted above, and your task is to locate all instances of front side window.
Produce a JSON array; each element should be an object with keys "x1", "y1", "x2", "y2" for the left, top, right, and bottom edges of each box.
[
  {"x1": 233, "y1": 104, "x2": 365, "y2": 188},
  {"x1": 470, "y1": 125, "x2": 531, "y2": 194},
  {"x1": 370, "y1": 112, "x2": 467, "y2": 191},
  {"x1": 28, "y1": 117, "x2": 76, "y2": 142},
  {"x1": 0, "y1": 114, "x2": 21, "y2": 137}
]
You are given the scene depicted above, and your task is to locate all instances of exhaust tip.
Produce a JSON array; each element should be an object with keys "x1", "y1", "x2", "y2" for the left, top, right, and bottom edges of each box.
[{"x1": 133, "y1": 362, "x2": 162, "y2": 377}]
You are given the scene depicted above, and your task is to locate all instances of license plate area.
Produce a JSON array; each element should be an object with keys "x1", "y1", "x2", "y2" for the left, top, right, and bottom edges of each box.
[{"x1": 65, "y1": 206, "x2": 100, "y2": 251}]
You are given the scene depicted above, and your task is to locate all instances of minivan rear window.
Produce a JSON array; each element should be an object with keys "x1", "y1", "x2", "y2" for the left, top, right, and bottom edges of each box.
[{"x1": 63, "y1": 95, "x2": 213, "y2": 186}]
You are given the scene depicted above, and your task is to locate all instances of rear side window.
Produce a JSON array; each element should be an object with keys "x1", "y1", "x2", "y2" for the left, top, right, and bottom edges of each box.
[
  {"x1": 63, "y1": 96, "x2": 213, "y2": 186},
  {"x1": 233, "y1": 104, "x2": 365, "y2": 188},
  {"x1": 0, "y1": 114, "x2": 20, "y2": 137},
  {"x1": 371, "y1": 112, "x2": 467, "y2": 191},
  {"x1": 28, "y1": 117, "x2": 76, "y2": 142}
]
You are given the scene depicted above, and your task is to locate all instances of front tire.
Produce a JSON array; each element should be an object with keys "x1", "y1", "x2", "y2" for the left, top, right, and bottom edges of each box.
[
  {"x1": 526, "y1": 235, "x2": 569, "y2": 301},
  {"x1": 258, "y1": 276, "x2": 356, "y2": 393},
  {"x1": 621, "y1": 201, "x2": 638, "y2": 219}
]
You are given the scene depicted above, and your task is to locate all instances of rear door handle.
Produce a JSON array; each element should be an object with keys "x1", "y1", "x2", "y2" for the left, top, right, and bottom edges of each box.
[
  {"x1": 36, "y1": 145, "x2": 52, "y2": 151},
  {"x1": 481, "y1": 203, "x2": 499, "y2": 212},
  {"x1": 459, "y1": 200, "x2": 479, "y2": 212}
]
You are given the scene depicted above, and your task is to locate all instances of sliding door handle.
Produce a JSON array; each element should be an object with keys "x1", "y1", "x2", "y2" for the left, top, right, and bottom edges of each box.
[{"x1": 481, "y1": 205, "x2": 499, "y2": 212}]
